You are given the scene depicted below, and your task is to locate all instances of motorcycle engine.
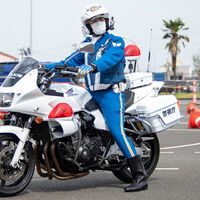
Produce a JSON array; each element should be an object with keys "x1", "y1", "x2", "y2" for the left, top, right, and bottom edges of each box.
[{"x1": 77, "y1": 136, "x2": 102, "y2": 164}]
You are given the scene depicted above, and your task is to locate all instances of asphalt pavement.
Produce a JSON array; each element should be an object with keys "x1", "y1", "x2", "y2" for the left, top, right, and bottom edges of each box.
[{"x1": 3, "y1": 100, "x2": 200, "y2": 200}]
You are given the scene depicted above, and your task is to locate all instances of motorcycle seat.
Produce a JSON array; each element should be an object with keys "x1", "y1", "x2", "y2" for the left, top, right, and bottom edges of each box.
[
  {"x1": 124, "y1": 89, "x2": 134, "y2": 110},
  {"x1": 85, "y1": 89, "x2": 134, "y2": 112},
  {"x1": 85, "y1": 98, "x2": 99, "y2": 111}
]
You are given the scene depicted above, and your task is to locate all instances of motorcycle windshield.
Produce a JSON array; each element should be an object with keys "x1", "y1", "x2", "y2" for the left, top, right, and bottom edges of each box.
[{"x1": 2, "y1": 57, "x2": 39, "y2": 87}]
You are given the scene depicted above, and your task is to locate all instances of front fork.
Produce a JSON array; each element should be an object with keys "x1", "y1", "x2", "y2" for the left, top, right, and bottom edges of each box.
[{"x1": 10, "y1": 117, "x2": 34, "y2": 168}]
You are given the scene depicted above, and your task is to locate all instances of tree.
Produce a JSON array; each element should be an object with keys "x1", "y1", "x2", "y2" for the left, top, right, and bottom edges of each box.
[
  {"x1": 193, "y1": 55, "x2": 200, "y2": 78},
  {"x1": 162, "y1": 18, "x2": 190, "y2": 80}
]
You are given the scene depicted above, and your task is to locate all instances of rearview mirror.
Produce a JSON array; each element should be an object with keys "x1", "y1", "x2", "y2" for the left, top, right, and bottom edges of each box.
[
  {"x1": 79, "y1": 43, "x2": 94, "y2": 53},
  {"x1": 64, "y1": 43, "x2": 94, "y2": 65}
]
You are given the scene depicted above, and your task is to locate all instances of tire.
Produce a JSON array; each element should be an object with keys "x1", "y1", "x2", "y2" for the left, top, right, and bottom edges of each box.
[
  {"x1": 112, "y1": 134, "x2": 160, "y2": 183},
  {"x1": 0, "y1": 134, "x2": 35, "y2": 197}
]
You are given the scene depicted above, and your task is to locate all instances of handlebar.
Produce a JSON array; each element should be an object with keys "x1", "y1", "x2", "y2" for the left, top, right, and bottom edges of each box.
[
  {"x1": 60, "y1": 70, "x2": 78, "y2": 77},
  {"x1": 38, "y1": 64, "x2": 79, "y2": 92},
  {"x1": 54, "y1": 65, "x2": 79, "y2": 77}
]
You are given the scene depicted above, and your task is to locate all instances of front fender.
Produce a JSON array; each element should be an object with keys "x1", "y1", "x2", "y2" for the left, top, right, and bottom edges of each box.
[{"x1": 0, "y1": 125, "x2": 28, "y2": 142}]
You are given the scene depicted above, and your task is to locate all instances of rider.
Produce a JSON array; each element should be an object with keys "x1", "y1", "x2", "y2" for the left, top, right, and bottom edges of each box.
[{"x1": 46, "y1": 3, "x2": 148, "y2": 192}]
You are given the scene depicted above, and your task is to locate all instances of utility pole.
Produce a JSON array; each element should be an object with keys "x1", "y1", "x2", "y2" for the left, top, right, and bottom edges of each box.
[
  {"x1": 30, "y1": 0, "x2": 33, "y2": 56},
  {"x1": 147, "y1": 29, "x2": 153, "y2": 72}
]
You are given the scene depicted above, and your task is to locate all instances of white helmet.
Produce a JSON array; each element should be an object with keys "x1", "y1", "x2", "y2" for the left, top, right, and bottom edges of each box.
[{"x1": 81, "y1": 3, "x2": 111, "y2": 35}]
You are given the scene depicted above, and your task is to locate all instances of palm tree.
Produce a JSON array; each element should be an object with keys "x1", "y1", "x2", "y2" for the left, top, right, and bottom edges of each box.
[{"x1": 162, "y1": 18, "x2": 189, "y2": 80}]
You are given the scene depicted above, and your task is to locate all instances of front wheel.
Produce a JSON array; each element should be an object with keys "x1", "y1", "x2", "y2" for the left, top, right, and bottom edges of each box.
[
  {"x1": 112, "y1": 134, "x2": 160, "y2": 183},
  {"x1": 0, "y1": 134, "x2": 35, "y2": 197}
]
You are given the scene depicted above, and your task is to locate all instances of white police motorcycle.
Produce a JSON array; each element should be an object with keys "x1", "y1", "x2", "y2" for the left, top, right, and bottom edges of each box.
[{"x1": 0, "y1": 43, "x2": 182, "y2": 196}]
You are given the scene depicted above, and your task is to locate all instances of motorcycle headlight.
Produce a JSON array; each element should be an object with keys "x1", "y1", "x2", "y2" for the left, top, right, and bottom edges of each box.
[{"x1": 0, "y1": 93, "x2": 14, "y2": 107}]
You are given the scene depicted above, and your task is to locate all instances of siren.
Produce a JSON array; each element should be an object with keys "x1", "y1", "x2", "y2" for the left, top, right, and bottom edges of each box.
[
  {"x1": 125, "y1": 45, "x2": 141, "y2": 57},
  {"x1": 125, "y1": 44, "x2": 141, "y2": 73}
]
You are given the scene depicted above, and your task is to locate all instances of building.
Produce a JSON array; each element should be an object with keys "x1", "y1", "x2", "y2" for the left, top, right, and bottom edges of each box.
[
  {"x1": 0, "y1": 51, "x2": 18, "y2": 62},
  {"x1": 159, "y1": 58, "x2": 193, "y2": 80},
  {"x1": 175, "y1": 64, "x2": 193, "y2": 80},
  {"x1": 170, "y1": 59, "x2": 192, "y2": 80}
]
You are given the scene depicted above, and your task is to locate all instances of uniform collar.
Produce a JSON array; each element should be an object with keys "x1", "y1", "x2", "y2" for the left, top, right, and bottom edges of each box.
[
  {"x1": 85, "y1": 32, "x2": 109, "y2": 42},
  {"x1": 93, "y1": 32, "x2": 110, "y2": 51}
]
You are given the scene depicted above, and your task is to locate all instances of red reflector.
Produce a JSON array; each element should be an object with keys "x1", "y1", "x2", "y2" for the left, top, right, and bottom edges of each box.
[
  {"x1": 0, "y1": 111, "x2": 8, "y2": 114},
  {"x1": 48, "y1": 103, "x2": 73, "y2": 119},
  {"x1": 0, "y1": 111, "x2": 9, "y2": 120}
]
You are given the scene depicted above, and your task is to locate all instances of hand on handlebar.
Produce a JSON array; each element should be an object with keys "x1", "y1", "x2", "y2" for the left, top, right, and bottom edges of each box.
[
  {"x1": 78, "y1": 64, "x2": 93, "y2": 75},
  {"x1": 38, "y1": 64, "x2": 51, "y2": 72}
]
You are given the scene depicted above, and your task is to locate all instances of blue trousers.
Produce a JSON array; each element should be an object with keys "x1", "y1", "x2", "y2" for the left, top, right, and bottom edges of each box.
[{"x1": 89, "y1": 87, "x2": 137, "y2": 159}]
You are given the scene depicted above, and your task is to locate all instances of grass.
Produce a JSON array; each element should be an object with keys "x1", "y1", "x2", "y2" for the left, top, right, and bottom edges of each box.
[{"x1": 160, "y1": 92, "x2": 200, "y2": 99}]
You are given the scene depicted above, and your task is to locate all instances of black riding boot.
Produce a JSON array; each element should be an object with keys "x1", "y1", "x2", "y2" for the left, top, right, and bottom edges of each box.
[{"x1": 124, "y1": 155, "x2": 148, "y2": 192}]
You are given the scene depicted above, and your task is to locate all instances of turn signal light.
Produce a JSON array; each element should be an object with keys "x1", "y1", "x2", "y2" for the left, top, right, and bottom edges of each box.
[
  {"x1": 35, "y1": 116, "x2": 43, "y2": 124},
  {"x1": 48, "y1": 103, "x2": 73, "y2": 119}
]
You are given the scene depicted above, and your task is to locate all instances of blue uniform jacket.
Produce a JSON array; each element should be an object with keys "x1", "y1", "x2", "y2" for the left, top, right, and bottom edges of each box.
[{"x1": 47, "y1": 32, "x2": 125, "y2": 91}]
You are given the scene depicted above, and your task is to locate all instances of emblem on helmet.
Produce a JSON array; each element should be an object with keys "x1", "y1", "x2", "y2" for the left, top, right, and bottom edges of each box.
[{"x1": 90, "y1": 6, "x2": 100, "y2": 12}]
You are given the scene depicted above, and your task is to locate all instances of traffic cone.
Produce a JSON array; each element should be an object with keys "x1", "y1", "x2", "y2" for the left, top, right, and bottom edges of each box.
[
  {"x1": 187, "y1": 103, "x2": 199, "y2": 114},
  {"x1": 187, "y1": 80, "x2": 198, "y2": 114},
  {"x1": 188, "y1": 111, "x2": 200, "y2": 129},
  {"x1": 193, "y1": 79, "x2": 197, "y2": 104},
  {"x1": 177, "y1": 98, "x2": 180, "y2": 109}
]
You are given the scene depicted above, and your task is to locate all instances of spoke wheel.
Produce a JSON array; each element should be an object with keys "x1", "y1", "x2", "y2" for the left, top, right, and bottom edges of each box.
[
  {"x1": 112, "y1": 134, "x2": 160, "y2": 183},
  {"x1": 0, "y1": 134, "x2": 35, "y2": 197}
]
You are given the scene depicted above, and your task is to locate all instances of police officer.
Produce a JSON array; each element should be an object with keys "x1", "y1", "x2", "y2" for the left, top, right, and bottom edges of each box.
[{"x1": 46, "y1": 3, "x2": 148, "y2": 192}]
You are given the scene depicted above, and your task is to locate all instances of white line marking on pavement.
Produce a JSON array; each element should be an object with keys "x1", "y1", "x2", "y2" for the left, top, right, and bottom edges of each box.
[
  {"x1": 161, "y1": 143, "x2": 200, "y2": 150},
  {"x1": 160, "y1": 152, "x2": 174, "y2": 154},
  {"x1": 155, "y1": 168, "x2": 179, "y2": 171},
  {"x1": 179, "y1": 101, "x2": 200, "y2": 105},
  {"x1": 194, "y1": 152, "x2": 200, "y2": 154},
  {"x1": 166, "y1": 128, "x2": 200, "y2": 132}
]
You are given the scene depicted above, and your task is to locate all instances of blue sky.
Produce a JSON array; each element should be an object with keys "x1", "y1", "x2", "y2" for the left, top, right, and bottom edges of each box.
[{"x1": 0, "y1": 0, "x2": 199, "y2": 72}]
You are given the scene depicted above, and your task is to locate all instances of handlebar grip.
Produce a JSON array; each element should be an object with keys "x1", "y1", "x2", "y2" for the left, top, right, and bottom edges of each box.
[
  {"x1": 67, "y1": 67, "x2": 79, "y2": 72},
  {"x1": 54, "y1": 65, "x2": 66, "y2": 70},
  {"x1": 54, "y1": 65, "x2": 79, "y2": 73}
]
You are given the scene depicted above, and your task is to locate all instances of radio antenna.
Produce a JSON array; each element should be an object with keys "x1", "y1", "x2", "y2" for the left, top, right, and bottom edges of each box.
[{"x1": 147, "y1": 29, "x2": 153, "y2": 72}]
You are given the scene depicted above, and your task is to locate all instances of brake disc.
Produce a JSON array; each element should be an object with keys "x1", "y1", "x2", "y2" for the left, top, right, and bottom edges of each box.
[
  {"x1": 0, "y1": 145, "x2": 26, "y2": 183},
  {"x1": 141, "y1": 142, "x2": 152, "y2": 166},
  {"x1": 142, "y1": 143, "x2": 152, "y2": 158}
]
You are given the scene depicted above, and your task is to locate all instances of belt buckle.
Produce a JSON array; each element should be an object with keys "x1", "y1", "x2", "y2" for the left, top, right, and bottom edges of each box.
[
  {"x1": 119, "y1": 82, "x2": 126, "y2": 92},
  {"x1": 112, "y1": 84, "x2": 119, "y2": 93}
]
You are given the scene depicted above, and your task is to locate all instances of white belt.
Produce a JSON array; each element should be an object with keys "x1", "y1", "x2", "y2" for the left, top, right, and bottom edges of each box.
[
  {"x1": 112, "y1": 82, "x2": 126, "y2": 93},
  {"x1": 89, "y1": 84, "x2": 111, "y2": 91}
]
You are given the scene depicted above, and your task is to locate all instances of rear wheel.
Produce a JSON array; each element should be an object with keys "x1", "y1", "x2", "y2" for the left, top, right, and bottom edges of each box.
[
  {"x1": 112, "y1": 134, "x2": 160, "y2": 183},
  {"x1": 0, "y1": 134, "x2": 35, "y2": 197}
]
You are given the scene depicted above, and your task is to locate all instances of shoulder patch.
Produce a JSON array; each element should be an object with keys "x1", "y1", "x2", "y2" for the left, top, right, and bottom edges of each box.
[{"x1": 112, "y1": 42, "x2": 122, "y2": 47}]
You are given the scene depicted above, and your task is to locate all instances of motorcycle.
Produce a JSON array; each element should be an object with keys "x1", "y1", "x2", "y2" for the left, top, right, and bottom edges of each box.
[{"x1": 0, "y1": 43, "x2": 182, "y2": 196}]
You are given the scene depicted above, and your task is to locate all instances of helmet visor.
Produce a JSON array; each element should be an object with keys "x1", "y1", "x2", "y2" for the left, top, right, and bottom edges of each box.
[{"x1": 85, "y1": 13, "x2": 109, "y2": 25}]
